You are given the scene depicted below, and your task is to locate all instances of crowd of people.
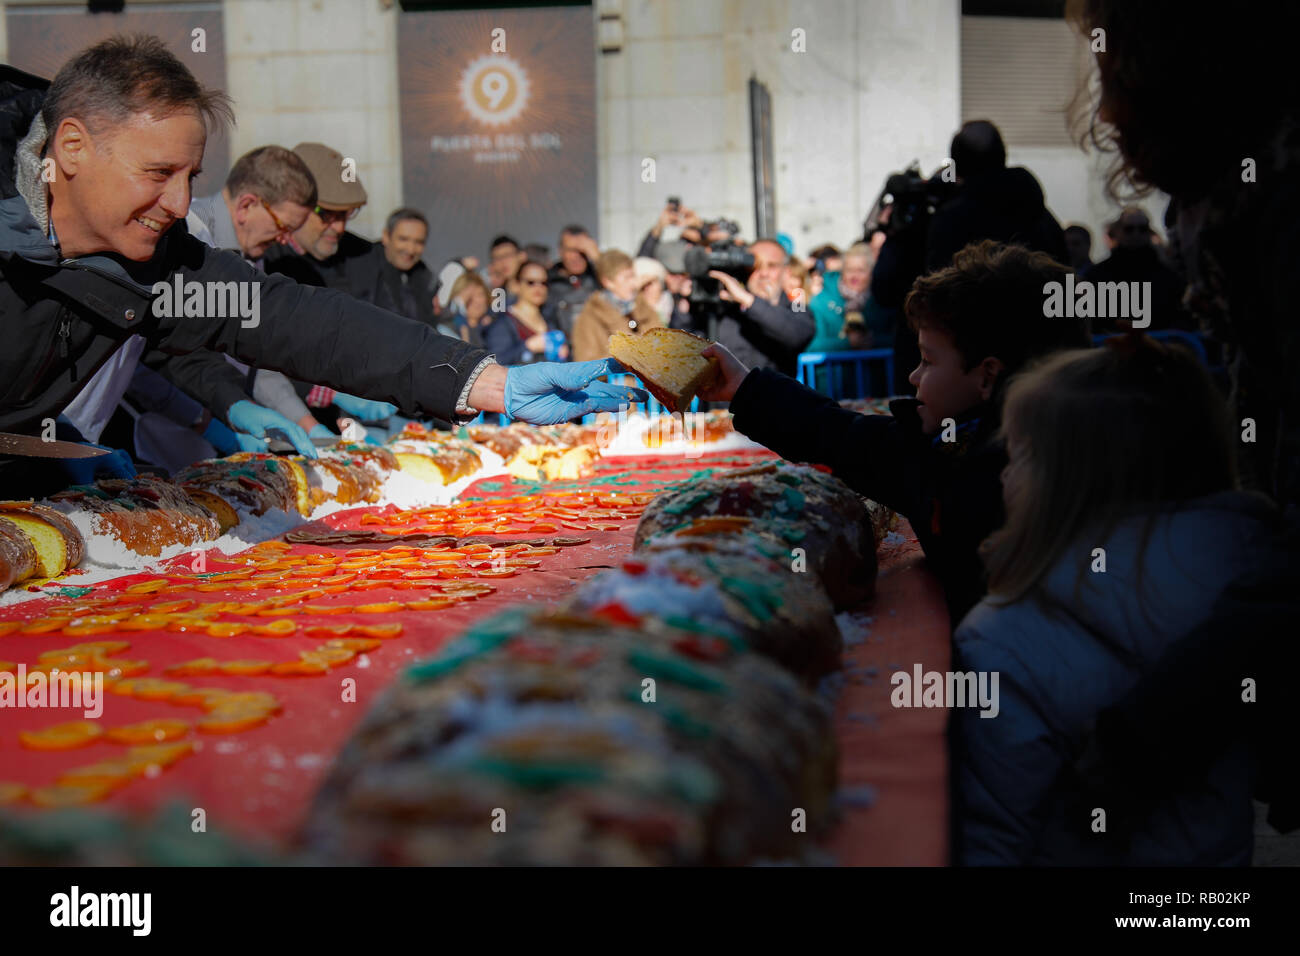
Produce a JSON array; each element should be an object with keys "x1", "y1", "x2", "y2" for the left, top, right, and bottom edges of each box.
[{"x1": 0, "y1": 0, "x2": 1296, "y2": 870}]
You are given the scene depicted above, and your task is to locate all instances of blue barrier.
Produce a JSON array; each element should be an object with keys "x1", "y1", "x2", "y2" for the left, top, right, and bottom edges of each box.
[{"x1": 795, "y1": 349, "x2": 896, "y2": 400}]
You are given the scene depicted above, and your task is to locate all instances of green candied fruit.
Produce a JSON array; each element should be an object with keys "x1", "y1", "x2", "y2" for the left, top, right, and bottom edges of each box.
[
  {"x1": 718, "y1": 575, "x2": 781, "y2": 621},
  {"x1": 462, "y1": 756, "x2": 607, "y2": 789},
  {"x1": 661, "y1": 614, "x2": 747, "y2": 648},
  {"x1": 627, "y1": 648, "x2": 729, "y2": 694},
  {"x1": 774, "y1": 471, "x2": 802, "y2": 487},
  {"x1": 263, "y1": 460, "x2": 279, "y2": 472},
  {"x1": 663, "y1": 488, "x2": 713, "y2": 515},
  {"x1": 667, "y1": 758, "x2": 722, "y2": 806},
  {"x1": 781, "y1": 487, "x2": 806, "y2": 512},
  {"x1": 779, "y1": 524, "x2": 806, "y2": 543},
  {"x1": 659, "y1": 704, "x2": 714, "y2": 740},
  {"x1": 405, "y1": 608, "x2": 528, "y2": 682}
]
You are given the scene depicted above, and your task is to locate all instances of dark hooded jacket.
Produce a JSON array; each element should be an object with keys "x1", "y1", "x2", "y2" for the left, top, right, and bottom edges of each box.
[{"x1": 926, "y1": 166, "x2": 1069, "y2": 272}]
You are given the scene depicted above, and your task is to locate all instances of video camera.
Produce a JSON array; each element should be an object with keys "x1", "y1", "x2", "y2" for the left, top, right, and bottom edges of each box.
[
  {"x1": 863, "y1": 162, "x2": 961, "y2": 239},
  {"x1": 683, "y1": 240, "x2": 754, "y2": 314}
]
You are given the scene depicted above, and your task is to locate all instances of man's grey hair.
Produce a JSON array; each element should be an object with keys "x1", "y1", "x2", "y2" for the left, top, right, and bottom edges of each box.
[{"x1": 42, "y1": 34, "x2": 234, "y2": 143}]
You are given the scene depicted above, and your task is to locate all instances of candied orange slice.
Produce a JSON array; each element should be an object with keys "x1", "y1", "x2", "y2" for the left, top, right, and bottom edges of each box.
[
  {"x1": 106, "y1": 719, "x2": 190, "y2": 745},
  {"x1": 404, "y1": 599, "x2": 456, "y2": 611},
  {"x1": 0, "y1": 621, "x2": 23, "y2": 637},
  {"x1": 300, "y1": 647, "x2": 355, "y2": 668},
  {"x1": 148, "y1": 600, "x2": 195, "y2": 614},
  {"x1": 459, "y1": 543, "x2": 493, "y2": 554},
  {"x1": 677, "y1": 516, "x2": 752, "y2": 535},
  {"x1": 66, "y1": 640, "x2": 130, "y2": 657},
  {"x1": 19, "y1": 619, "x2": 65, "y2": 635},
  {"x1": 123, "y1": 741, "x2": 194, "y2": 770},
  {"x1": 19, "y1": 720, "x2": 103, "y2": 750},
  {"x1": 101, "y1": 659, "x2": 150, "y2": 680},
  {"x1": 0, "y1": 782, "x2": 27, "y2": 804},
  {"x1": 117, "y1": 614, "x2": 172, "y2": 632},
  {"x1": 353, "y1": 602, "x2": 403, "y2": 614},
  {"x1": 30, "y1": 781, "x2": 114, "y2": 807},
  {"x1": 206, "y1": 622, "x2": 250, "y2": 639},
  {"x1": 324, "y1": 637, "x2": 382, "y2": 652},
  {"x1": 251, "y1": 619, "x2": 298, "y2": 637},
  {"x1": 166, "y1": 658, "x2": 219, "y2": 676},
  {"x1": 208, "y1": 571, "x2": 254, "y2": 582},
  {"x1": 255, "y1": 607, "x2": 302, "y2": 617},
  {"x1": 193, "y1": 582, "x2": 233, "y2": 592},
  {"x1": 129, "y1": 679, "x2": 192, "y2": 701},
  {"x1": 196, "y1": 707, "x2": 271, "y2": 733},
  {"x1": 401, "y1": 570, "x2": 443, "y2": 580},
  {"x1": 211, "y1": 691, "x2": 279, "y2": 712},
  {"x1": 319, "y1": 573, "x2": 357, "y2": 585},
  {"x1": 349, "y1": 580, "x2": 395, "y2": 591},
  {"x1": 476, "y1": 569, "x2": 519, "y2": 578},
  {"x1": 317, "y1": 584, "x2": 351, "y2": 595},
  {"x1": 59, "y1": 761, "x2": 141, "y2": 788},
  {"x1": 170, "y1": 686, "x2": 232, "y2": 708},
  {"x1": 343, "y1": 548, "x2": 380, "y2": 556},
  {"x1": 220, "y1": 660, "x2": 273, "y2": 676},
  {"x1": 301, "y1": 604, "x2": 350, "y2": 616},
  {"x1": 352, "y1": 623, "x2": 403, "y2": 640},
  {"x1": 268, "y1": 660, "x2": 327, "y2": 676},
  {"x1": 253, "y1": 540, "x2": 292, "y2": 552},
  {"x1": 302, "y1": 623, "x2": 354, "y2": 637},
  {"x1": 437, "y1": 568, "x2": 475, "y2": 579},
  {"x1": 125, "y1": 579, "x2": 171, "y2": 594}
]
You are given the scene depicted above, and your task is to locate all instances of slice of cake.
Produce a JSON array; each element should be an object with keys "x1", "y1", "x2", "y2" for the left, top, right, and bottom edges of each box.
[
  {"x1": 0, "y1": 515, "x2": 39, "y2": 590},
  {"x1": 608, "y1": 327, "x2": 718, "y2": 413},
  {"x1": 0, "y1": 502, "x2": 85, "y2": 579}
]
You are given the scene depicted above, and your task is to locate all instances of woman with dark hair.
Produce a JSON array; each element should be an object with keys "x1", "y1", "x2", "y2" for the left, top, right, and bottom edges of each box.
[
  {"x1": 1064, "y1": 0, "x2": 1300, "y2": 843},
  {"x1": 1067, "y1": 0, "x2": 1300, "y2": 507},
  {"x1": 482, "y1": 259, "x2": 566, "y2": 365}
]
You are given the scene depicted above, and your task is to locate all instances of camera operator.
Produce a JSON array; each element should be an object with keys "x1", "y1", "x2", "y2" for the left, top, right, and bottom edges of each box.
[
  {"x1": 925, "y1": 120, "x2": 1067, "y2": 272},
  {"x1": 692, "y1": 237, "x2": 814, "y2": 378},
  {"x1": 870, "y1": 120, "x2": 1067, "y2": 392}
]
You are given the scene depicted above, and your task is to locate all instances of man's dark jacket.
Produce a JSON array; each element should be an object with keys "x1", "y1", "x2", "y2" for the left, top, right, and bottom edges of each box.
[
  {"x1": 263, "y1": 230, "x2": 374, "y2": 295},
  {"x1": 0, "y1": 66, "x2": 488, "y2": 481},
  {"x1": 926, "y1": 166, "x2": 1069, "y2": 272},
  {"x1": 730, "y1": 367, "x2": 1006, "y2": 624},
  {"x1": 675, "y1": 294, "x2": 815, "y2": 378}
]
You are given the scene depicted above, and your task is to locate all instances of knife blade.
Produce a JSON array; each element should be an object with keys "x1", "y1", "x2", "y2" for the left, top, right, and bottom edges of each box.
[{"x1": 0, "y1": 432, "x2": 111, "y2": 459}]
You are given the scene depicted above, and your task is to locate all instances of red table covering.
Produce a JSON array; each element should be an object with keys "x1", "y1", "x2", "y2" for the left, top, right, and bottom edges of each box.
[{"x1": 0, "y1": 450, "x2": 950, "y2": 864}]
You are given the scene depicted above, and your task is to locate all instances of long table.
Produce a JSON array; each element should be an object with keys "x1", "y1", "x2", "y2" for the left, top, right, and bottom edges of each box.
[{"x1": 0, "y1": 450, "x2": 950, "y2": 864}]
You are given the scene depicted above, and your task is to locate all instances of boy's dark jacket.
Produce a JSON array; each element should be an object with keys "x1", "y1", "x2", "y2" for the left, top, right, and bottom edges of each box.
[
  {"x1": 730, "y1": 367, "x2": 1005, "y2": 623},
  {"x1": 0, "y1": 65, "x2": 488, "y2": 482}
]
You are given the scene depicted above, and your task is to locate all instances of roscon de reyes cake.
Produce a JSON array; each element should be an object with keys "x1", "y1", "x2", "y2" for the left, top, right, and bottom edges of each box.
[{"x1": 608, "y1": 328, "x2": 718, "y2": 413}]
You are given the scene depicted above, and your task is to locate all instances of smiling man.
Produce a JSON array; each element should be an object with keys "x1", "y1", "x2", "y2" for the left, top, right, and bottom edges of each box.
[{"x1": 0, "y1": 36, "x2": 643, "y2": 495}]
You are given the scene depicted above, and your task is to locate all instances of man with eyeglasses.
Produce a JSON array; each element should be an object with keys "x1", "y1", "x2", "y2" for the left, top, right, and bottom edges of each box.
[
  {"x1": 186, "y1": 145, "x2": 314, "y2": 267},
  {"x1": 263, "y1": 142, "x2": 374, "y2": 294}
]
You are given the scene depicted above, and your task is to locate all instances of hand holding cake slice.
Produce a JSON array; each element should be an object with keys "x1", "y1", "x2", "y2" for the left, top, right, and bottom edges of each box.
[{"x1": 608, "y1": 328, "x2": 719, "y2": 414}]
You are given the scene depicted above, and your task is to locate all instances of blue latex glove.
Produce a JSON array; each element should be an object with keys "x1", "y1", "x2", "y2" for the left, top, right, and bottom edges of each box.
[
  {"x1": 308, "y1": 424, "x2": 336, "y2": 441},
  {"x1": 201, "y1": 417, "x2": 241, "y2": 457},
  {"x1": 504, "y1": 359, "x2": 648, "y2": 425},
  {"x1": 56, "y1": 444, "x2": 137, "y2": 485},
  {"x1": 332, "y1": 392, "x2": 398, "y2": 422},
  {"x1": 227, "y1": 400, "x2": 318, "y2": 459}
]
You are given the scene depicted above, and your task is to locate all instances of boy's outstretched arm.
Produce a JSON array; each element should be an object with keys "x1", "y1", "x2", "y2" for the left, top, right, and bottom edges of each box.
[{"x1": 699, "y1": 343, "x2": 913, "y2": 509}]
